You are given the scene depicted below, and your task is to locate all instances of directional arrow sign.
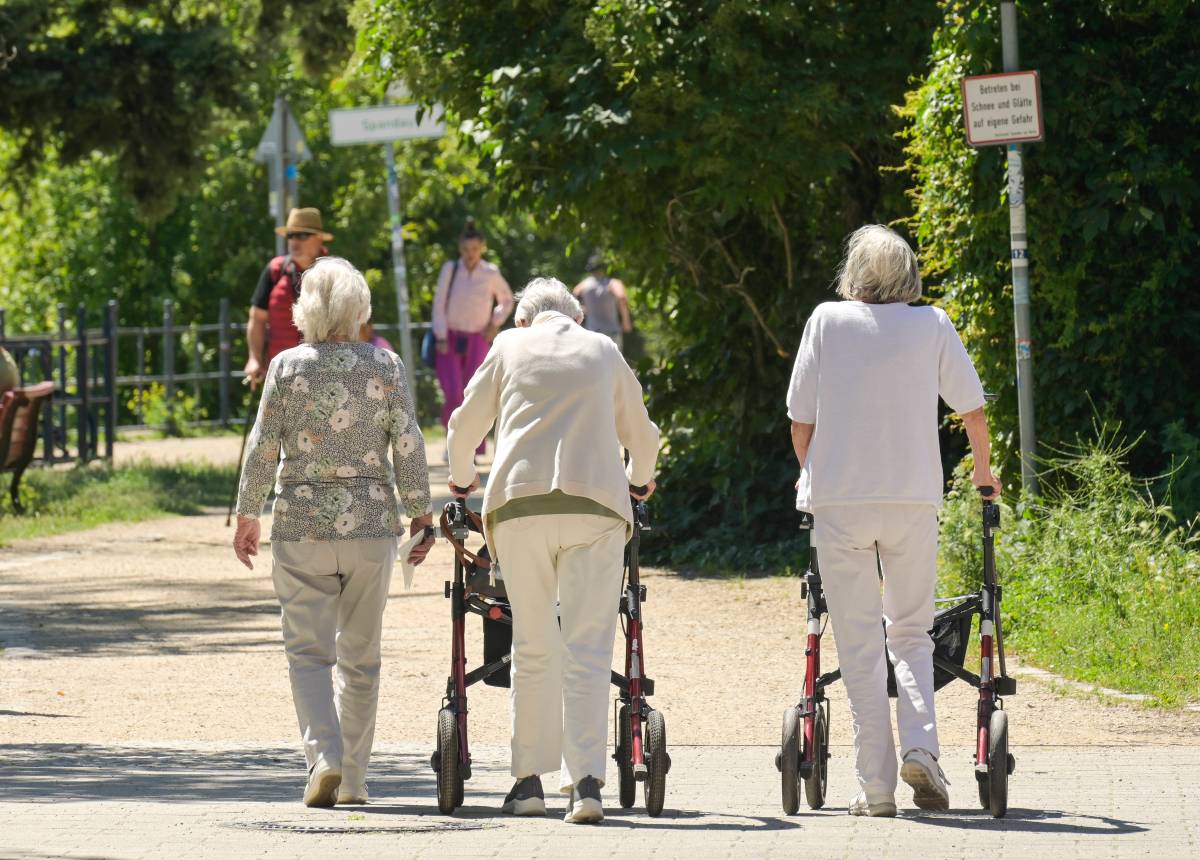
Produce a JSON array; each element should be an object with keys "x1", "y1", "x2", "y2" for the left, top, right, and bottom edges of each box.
[
  {"x1": 255, "y1": 100, "x2": 312, "y2": 163},
  {"x1": 329, "y1": 104, "x2": 446, "y2": 146}
]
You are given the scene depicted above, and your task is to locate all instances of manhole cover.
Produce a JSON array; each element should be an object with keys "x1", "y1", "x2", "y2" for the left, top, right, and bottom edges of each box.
[{"x1": 227, "y1": 819, "x2": 491, "y2": 835}]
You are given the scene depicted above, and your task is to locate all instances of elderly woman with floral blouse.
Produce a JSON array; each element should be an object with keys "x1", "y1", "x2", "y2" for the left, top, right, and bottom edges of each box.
[{"x1": 233, "y1": 256, "x2": 434, "y2": 808}]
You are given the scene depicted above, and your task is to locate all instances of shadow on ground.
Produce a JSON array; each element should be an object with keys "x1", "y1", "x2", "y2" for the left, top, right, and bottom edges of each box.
[{"x1": 0, "y1": 744, "x2": 441, "y2": 803}]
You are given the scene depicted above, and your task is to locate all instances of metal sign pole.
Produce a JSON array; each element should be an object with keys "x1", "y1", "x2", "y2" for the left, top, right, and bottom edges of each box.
[
  {"x1": 1000, "y1": 0, "x2": 1037, "y2": 497},
  {"x1": 274, "y1": 96, "x2": 287, "y2": 257},
  {"x1": 384, "y1": 141, "x2": 418, "y2": 403}
]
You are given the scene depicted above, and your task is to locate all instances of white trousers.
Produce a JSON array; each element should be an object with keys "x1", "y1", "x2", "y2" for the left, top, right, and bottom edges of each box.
[
  {"x1": 491, "y1": 513, "x2": 627, "y2": 793},
  {"x1": 271, "y1": 538, "x2": 396, "y2": 790},
  {"x1": 813, "y1": 503, "x2": 939, "y2": 801}
]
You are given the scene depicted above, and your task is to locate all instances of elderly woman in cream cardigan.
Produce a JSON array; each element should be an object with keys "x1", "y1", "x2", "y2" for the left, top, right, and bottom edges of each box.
[{"x1": 446, "y1": 277, "x2": 660, "y2": 824}]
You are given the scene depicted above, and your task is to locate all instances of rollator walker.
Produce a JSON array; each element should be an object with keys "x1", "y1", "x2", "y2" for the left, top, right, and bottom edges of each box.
[
  {"x1": 776, "y1": 487, "x2": 1017, "y2": 817},
  {"x1": 430, "y1": 486, "x2": 669, "y2": 815}
]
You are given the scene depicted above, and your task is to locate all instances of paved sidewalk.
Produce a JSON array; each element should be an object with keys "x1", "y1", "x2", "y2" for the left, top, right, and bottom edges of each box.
[{"x1": 1, "y1": 742, "x2": 1194, "y2": 858}]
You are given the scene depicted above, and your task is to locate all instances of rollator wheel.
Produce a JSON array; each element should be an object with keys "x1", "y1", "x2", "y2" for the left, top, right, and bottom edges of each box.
[
  {"x1": 987, "y1": 709, "x2": 1009, "y2": 818},
  {"x1": 616, "y1": 704, "x2": 636, "y2": 808},
  {"x1": 779, "y1": 706, "x2": 801, "y2": 815},
  {"x1": 436, "y1": 707, "x2": 462, "y2": 814},
  {"x1": 644, "y1": 709, "x2": 669, "y2": 817},
  {"x1": 803, "y1": 703, "x2": 829, "y2": 810}
]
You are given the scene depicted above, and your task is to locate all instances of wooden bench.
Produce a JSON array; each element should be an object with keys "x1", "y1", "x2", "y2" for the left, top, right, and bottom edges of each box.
[{"x1": 0, "y1": 381, "x2": 55, "y2": 514}]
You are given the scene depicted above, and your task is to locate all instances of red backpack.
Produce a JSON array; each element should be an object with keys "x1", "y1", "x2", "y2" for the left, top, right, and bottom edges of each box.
[{"x1": 266, "y1": 255, "x2": 303, "y2": 360}]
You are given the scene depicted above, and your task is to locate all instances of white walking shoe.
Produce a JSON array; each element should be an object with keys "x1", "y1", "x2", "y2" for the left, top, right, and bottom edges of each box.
[
  {"x1": 303, "y1": 764, "x2": 342, "y2": 808},
  {"x1": 563, "y1": 776, "x2": 604, "y2": 824},
  {"x1": 336, "y1": 783, "x2": 368, "y2": 805},
  {"x1": 901, "y1": 748, "x2": 951, "y2": 811},
  {"x1": 848, "y1": 792, "x2": 897, "y2": 817}
]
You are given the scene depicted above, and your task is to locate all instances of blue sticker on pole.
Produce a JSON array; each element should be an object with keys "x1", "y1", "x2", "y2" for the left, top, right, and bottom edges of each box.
[
  {"x1": 1016, "y1": 339, "x2": 1033, "y2": 360},
  {"x1": 285, "y1": 164, "x2": 299, "y2": 180}
]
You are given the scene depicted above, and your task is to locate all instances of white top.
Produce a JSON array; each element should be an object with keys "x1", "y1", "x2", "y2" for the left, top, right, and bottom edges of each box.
[
  {"x1": 786, "y1": 301, "x2": 985, "y2": 510},
  {"x1": 432, "y1": 258, "x2": 514, "y2": 338},
  {"x1": 446, "y1": 311, "x2": 660, "y2": 546}
]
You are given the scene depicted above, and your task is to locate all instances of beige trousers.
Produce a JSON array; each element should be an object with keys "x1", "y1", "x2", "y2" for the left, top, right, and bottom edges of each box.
[
  {"x1": 491, "y1": 513, "x2": 627, "y2": 793},
  {"x1": 813, "y1": 503, "x2": 940, "y2": 801},
  {"x1": 271, "y1": 538, "x2": 396, "y2": 791}
]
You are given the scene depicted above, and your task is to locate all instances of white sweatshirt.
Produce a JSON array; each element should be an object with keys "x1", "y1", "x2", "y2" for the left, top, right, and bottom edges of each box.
[
  {"x1": 786, "y1": 301, "x2": 985, "y2": 510},
  {"x1": 447, "y1": 311, "x2": 660, "y2": 538}
]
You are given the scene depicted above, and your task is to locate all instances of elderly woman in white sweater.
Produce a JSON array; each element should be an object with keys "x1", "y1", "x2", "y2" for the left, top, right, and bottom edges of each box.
[
  {"x1": 787, "y1": 225, "x2": 1001, "y2": 817},
  {"x1": 446, "y1": 277, "x2": 660, "y2": 824}
]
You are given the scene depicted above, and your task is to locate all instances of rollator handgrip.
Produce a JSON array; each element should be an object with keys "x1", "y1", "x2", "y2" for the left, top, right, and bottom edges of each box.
[
  {"x1": 629, "y1": 483, "x2": 649, "y2": 496},
  {"x1": 978, "y1": 486, "x2": 995, "y2": 498}
]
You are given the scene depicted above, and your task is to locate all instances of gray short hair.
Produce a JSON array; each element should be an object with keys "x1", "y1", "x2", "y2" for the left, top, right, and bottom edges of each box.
[
  {"x1": 834, "y1": 225, "x2": 922, "y2": 304},
  {"x1": 292, "y1": 257, "x2": 371, "y2": 343},
  {"x1": 514, "y1": 277, "x2": 583, "y2": 324}
]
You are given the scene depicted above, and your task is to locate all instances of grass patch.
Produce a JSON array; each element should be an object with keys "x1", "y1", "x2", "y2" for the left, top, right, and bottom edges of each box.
[
  {"x1": 939, "y1": 430, "x2": 1200, "y2": 707},
  {"x1": 0, "y1": 459, "x2": 236, "y2": 545}
]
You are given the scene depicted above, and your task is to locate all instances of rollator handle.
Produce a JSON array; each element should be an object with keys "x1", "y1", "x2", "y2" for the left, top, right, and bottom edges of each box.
[
  {"x1": 978, "y1": 486, "x2": 995, "y2": 498},
  {"x1": 629, "y1": 483, "x2": 649, "y2": 496}
]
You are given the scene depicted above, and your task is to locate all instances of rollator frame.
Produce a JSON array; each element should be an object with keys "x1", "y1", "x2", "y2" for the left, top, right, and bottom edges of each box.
[
  {"x1": 776, "y1": 488, "x2": 1017, "y2": 817},
  {"x1": 431, "y1": 489, "x2": 669, "y2": 816}
]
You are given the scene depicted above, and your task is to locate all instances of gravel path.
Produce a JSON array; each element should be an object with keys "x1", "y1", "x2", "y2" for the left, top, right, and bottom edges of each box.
[{"x1": 2, "y1": 435, "x2": 1197, "y2": 856}]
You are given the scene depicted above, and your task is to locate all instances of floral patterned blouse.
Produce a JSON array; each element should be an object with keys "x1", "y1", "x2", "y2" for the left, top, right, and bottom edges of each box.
[{"x1": 236, "y1": 341, "x2": 432, "y2": 542}]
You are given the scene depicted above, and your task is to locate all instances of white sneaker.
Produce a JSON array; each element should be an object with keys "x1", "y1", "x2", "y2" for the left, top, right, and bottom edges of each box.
[
  {"x1": 303, "y1": 764, "x2": 341, "y2": 808},
  {"x1": 563, "y1": 776, "x2": 604, "y2": 824},
  {"x1": 336, "y1": 783, "x2": 368, "y2": 805},
  {"x1": 901, "y1": 748, "x2": 950, "y2": 811},
  {"x1": 848, "y1": 792, "x2": 897, "y2": 817}
]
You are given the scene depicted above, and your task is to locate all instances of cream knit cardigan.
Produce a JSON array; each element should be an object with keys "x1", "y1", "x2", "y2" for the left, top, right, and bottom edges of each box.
[{"x1": 446, "y1": 311, "x2": 660, "y2": 541}]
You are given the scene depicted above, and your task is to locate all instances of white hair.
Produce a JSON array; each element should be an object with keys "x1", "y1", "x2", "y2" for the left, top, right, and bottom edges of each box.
[
  {"x1": 834, "y1": 224, "x2": 923, "y2": 304},
  {"x1": 292, "y1": 257, "x2": 371, "y2": 343},
  {"x1": 514, "y1": 277, "x2": 583, "y2": 324}
]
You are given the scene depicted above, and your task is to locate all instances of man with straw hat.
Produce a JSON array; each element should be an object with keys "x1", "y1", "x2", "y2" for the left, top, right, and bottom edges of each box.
[{"x1": 244, "y1": 207, "x2": 333, "y2": 389}]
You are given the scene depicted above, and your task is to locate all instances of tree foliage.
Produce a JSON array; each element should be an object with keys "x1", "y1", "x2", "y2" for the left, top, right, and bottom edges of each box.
[
  {"x1": 903, "y1": 0, "x2": 1200, "y2": 517},
  {"x1": 359, "y1": 0, "x2": 941, "y2": 566}
]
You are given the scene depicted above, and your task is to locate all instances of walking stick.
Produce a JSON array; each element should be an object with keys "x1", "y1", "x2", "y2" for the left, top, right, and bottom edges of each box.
[{"x1": 226, "y1": 378, "x2": 261, "y2": 527}]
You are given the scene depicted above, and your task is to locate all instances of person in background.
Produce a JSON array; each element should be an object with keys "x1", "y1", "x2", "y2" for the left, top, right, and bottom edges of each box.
[
  {"x1": 244, "y1": 208, "x2": 332, "y2": 389},
  {"x1": 786, "y1": 224, "x2": 1001, "y2": 818},
  {"x1": 233, "y1": 256, "x2": 434, "y2": 809},
  {"x1": 573, "y1": 253, "x2": 632, "y2": 351},
  {"x1": 431, "y1": 218, "x2": 513, "y2": 456},
  {"x1": 446, "y1": 278, "x2": 659, "y2": 825},
  {"x1": 360, "y1": 316, "x2": 394, "y2": 353}
]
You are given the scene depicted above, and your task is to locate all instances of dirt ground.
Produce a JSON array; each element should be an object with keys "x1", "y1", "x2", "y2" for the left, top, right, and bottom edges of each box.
[{"x1": 5, "y1": 435, "x2": 1199, "y2": 752}]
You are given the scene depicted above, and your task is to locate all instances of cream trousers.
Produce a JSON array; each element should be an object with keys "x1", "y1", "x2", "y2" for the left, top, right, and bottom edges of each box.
[
  {"x1": 491, "y1": 513, "x2": 627, "y2": 793},
  {"x1": 813, "y1": 503, "x2": 939, "y2": 801},
  {"x1": 271, "y1": 538, "x2": 396, "y2": 791}
]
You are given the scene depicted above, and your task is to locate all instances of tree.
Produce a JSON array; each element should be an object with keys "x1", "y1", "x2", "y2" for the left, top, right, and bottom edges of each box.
[
  {"x1": 903, "y1": 0, "x2": 1200, "y2": 517},
  {"x1": 360, "y1": 0, "x2": 942, "y2": 565}
]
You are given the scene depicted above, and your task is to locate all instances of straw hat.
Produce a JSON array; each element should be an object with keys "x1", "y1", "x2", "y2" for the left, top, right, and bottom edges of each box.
[{"x1": 275, "y1": 207, "x2": 334, "y2": 241}]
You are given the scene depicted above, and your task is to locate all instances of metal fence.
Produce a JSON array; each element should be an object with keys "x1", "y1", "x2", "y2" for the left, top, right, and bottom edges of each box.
[{"x1": 0, "y1": 300, "x2": 434, "y2": 466}]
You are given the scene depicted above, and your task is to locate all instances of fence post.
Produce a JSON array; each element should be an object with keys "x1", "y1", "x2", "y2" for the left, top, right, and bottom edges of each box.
[
  {"x1": 0, "y1": 307, "x2": 6, "y2": 340},
  {"x1": 190, "y1": 320, "x2": 202, "y2": 410},
  {"x1": 136, "y1": 327, "x2": 146, "y2": 425},
  {"x1": 218, "y1": 298, "x2": 231, "y2": 426},
  {"x1": 104, "y1": 300, "x2": 118, "y2": 460},
  {"x1": 57, "y1": 303, "x2": 68, "y2": 455},
  {"x1": 163, "y1": 299, "x2": 176, "y2": 434},
  {"x1": 39, "y1": 342, "x2": 53, "y2": 462},
  {"x1": 76, "y1": 304, "x2": 90, "y2": 463}
]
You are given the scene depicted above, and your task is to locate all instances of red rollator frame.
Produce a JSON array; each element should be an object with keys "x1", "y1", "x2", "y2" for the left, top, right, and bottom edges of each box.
[
  {"x1": 612, "y1": 492, "x2": 670, "y2": 815},
  {"x1": 431, "y1": 490, "x2": 669, "y2": 816},
  {"x1": 777, "y1": 487, "x2": 1016, "y2": 817}
]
